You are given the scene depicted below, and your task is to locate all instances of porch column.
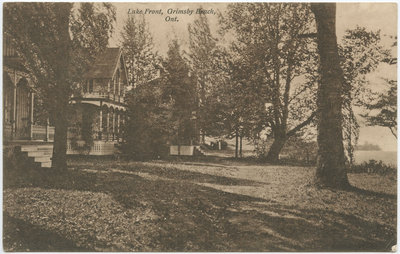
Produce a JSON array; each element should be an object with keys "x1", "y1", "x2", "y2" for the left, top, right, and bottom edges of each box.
[
  {"x1": 117, "y1": 111, "x2": 120, "y2": 141},
  {"x1": 118, "y1": 69, "x2": 121, "y2": 102},
  {"x1": 106, "y1": 110, "x2": 110, "y2": 141},
  {"x1": 99, "y1": 107, "x2": 103, "y2": 140},
  {"x1": 121, "y1": 112, "x2": 125, "y2": 142},
  {"x1": 12, "y1": 72, "x2": 17, "y2": 138},
  {"x1": 29, "y1": 91, "x2": 34, "y2": 139},
  {"x1": 112, "y1": 110, "x2": 115, "y2": 141},
  {"x1": 113, "y1": 79, "x2": 116, "y2": 101}
]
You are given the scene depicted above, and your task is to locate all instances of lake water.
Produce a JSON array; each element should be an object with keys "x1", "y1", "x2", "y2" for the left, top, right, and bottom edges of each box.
[{"x1": 354, "y1": 150, "x2": 397, "y2": 166}]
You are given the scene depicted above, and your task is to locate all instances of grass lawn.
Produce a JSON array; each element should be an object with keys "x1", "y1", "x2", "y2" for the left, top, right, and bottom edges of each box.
[{"x1": 3, "y1": 157, "x2": 397, "y2": 251}]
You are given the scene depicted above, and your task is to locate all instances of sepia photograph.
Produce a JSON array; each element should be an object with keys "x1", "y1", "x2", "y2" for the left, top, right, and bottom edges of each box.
[{"x1": 2, "y1": 2, "x2": 397, "y2": 252}]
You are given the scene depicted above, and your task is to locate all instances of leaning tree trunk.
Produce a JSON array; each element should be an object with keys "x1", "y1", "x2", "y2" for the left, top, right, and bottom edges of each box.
[
  {"x1": 311, "y1": 3, "x2": 350, "y2": 188},
  {"x1": 266, "y1": 129, "x2": 286, "y2": 162}
]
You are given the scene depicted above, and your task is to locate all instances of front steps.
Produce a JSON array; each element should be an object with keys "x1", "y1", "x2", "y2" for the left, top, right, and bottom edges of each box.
[
  {"x1": 194, "y1": 146, "x2": 206, "y2": 156},
  {"x1": 18, "y1": 144, "x2": 53, "y2": 168}
]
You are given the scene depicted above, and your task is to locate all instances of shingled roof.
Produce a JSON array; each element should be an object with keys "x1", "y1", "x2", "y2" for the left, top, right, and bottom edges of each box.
[{"x1": 85, "y1": 47, "x2": 121, "y2": 79}]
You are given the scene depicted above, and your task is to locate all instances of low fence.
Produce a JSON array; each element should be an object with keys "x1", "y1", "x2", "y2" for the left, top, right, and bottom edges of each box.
[
  {"x1": 67, "y1": 140, "x2": 118, "y2": 155},
  {"x1": 170, "y1": 145, "x2": 195, "y2": 156}
]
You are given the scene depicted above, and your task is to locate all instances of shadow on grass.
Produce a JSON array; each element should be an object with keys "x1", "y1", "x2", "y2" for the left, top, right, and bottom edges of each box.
[
  {"x1": 3, "y1": 212, "x2": 92, "y2": 252},
  {"x1": 135, "y1": 164, "x2": 265, "y2": 186},
  {"x1": 3, "y1": 163, "x2": 396, "y2": 252},
  {"x1": 68, "y1": 157, "x2": 265, "y2": 187},
  {"x1": 345, "y1": 185, "x2": 397, "y2": 200}
]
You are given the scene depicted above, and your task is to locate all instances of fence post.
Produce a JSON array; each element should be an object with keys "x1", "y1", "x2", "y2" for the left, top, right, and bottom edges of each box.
[{"x1": 45, "y1": 118, "x2": 50, "y2": 141}]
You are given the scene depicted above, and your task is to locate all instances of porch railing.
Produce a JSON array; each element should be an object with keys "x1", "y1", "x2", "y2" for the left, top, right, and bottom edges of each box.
[
  {"x1": 4, "y1": 123, "x2": 55, "y2": 141},
  {"x1": 81, "y1": 92, "x2": 125, "y2": 103},
  {"x1": 31, "y1": 124, "x2": 55, "y2": 141},
  {"x1": 82, "y1": 92, "x2": 109, "y2": 99}
]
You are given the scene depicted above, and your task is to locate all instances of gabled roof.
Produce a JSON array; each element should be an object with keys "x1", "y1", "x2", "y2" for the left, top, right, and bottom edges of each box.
[{"x1": 85, "y1": 47, "x2": 121, "y2": 79}]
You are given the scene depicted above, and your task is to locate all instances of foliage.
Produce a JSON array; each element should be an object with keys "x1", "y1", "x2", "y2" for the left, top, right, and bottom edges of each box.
[
  {"x1": 362, "y1": 79, "x2": 397, "y2": 138},
  {"x1": 221, "y1": 3, "x2": 318, "y2": 161},
  {"x1": 251, "y1": 135, "x2": 271, "y2": 160},
  {"x1": 349, "y1": 160, "x2": 396, "y2": 175},
  {"x1": 68, "y1": 104, "x2": 96, "y2": 154},
  {"x1": 120, "y1": 13, "x2": 169, "y2": 159},
  {"x1": 188, "y1": 12, "x2": 218, "y2": 141},
  {"x1": 163, "y1": 40, "x2": 197, "y2": 145},
  {"x1": 4, "y1": 3, "x2": 116, "y2": 169},
  {"x1": 123, "y1": 80, "x2": 172, "y2": 159},
  {"x1": 339, "y1": 27, "x2": 391, "y2": 162},
  {"x1": 281, "y1": 135, "x2": 318, "y2": 165},
  {"x1": 121, "y1": 14, "x2": 159, "y2": 87},
  {"x1": 208, "y1": 46, "x2": 268, "y2": 141}
]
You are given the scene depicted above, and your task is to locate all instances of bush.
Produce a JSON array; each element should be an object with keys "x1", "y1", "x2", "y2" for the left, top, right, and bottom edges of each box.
[{"x1": 349, "y1": 160, "x2": 396, "y2": 175}]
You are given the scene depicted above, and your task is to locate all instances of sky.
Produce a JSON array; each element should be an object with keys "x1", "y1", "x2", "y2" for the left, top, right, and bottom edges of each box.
[{"x1": 110, "y1": 3, "x2": 397, "y2": 151}]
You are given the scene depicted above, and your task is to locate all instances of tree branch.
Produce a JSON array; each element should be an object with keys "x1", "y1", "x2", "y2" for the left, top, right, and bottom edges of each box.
[
  {"x1": 389, "y1": 127, "x2": 397, "y2": 139},
  {"x1": 286, "y1": 111, "x2": 317, "y2": 137}
]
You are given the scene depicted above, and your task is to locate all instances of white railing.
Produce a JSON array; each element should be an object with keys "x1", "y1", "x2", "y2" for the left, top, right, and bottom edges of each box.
[
  {"x1": 32, "y1": 125, "x2": 55, "y2": 141},
  {"x1": 67, "y1": 140, "x2": 118, "y2": 155},
  {"x1": 81, "y1": 92, "x2": 125, "y2": 104},
  {"x1": 82, "y1": 92, "x2": 109, "y2": 99}
]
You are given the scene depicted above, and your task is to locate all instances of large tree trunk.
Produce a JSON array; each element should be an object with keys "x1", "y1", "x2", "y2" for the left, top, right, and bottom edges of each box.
[
  {"x1": 51, "y1": 7, "x2": 71, "y2": 171},
  {"x1": 50, "y1": 92, "x2": 69, "y2": 170},
  {"x1": 239, "y1": 135, "x2": 243, "y2": 158},
  {"x1": 311, "y1": 3, "x2": 349, "y2": 188},
  {"x1": 52, "y1": 109, "x2": 68, "y2": 170},
  {"x1": 235, "y1": 131, "x2": 238, "y2": 158},
  {"x1": 266, "y1": 132, "x2": 286, "y2": 162}
]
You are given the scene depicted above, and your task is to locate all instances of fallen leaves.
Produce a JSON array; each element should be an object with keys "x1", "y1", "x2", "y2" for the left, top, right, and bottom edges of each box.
[{"x1": 4, "y1": 188, "x2": 158, "y2": 251}]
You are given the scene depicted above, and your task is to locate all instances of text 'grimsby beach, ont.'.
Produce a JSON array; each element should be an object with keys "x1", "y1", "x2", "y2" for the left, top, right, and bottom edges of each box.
[{"x1": 128, "y1": 7, "x2": 217, "y2": 22}]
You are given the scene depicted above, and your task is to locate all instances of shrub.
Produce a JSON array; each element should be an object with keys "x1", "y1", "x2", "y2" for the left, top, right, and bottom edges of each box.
[{"x1": 349, "y1": 160, "x2": 396, "y2": 175}]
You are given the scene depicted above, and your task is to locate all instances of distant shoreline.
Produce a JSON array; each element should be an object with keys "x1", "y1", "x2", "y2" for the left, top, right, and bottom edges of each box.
[{"x1": 354, "y1": 150, "x2": 397, "y2": 166}]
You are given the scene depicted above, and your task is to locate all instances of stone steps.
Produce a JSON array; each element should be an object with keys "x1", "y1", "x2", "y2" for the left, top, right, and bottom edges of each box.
[
  {"x1": 18, "y1": 144, "x2": 53, "y2": 168},
  {"x1": 27, "y1": 151, "x2": 53, "y2": 157}
]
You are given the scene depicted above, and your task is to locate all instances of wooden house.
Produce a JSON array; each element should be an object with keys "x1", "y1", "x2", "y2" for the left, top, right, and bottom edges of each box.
[
  {"x1": 68, "y1": 47, "x2": 128, "y2": 155},
  {"x1": 3, "y1": 35, "x2": 55, "y2": 167},
  {"x1": 4, "y1": 37, "x2": 129, "y2": 168}
]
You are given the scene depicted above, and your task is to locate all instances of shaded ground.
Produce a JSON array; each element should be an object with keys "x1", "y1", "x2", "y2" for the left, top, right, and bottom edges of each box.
[{"x1": 3, "y1": 158, "x2": 397, "y2": 251}]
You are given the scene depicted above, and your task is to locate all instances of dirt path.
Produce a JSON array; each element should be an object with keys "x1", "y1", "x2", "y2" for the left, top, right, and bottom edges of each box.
[{"x1": 3, "y1": 159, "x2": 397, "y2": 251}]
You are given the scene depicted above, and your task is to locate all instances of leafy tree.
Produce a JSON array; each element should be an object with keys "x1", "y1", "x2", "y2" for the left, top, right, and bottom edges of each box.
[
  {"x1": 339, "y1": 27, "x2": 390, "y2": 163},
  {"x1": 163, "y1": 40, "x2": 197, "y2": 148},
  {"x1": 311, "y1": 3, "x2": 349, "y2": 188},
  {"x1": 4, "y1": 3, "x2": 115, "y2": 170},
  {"x1": 123, "y1": 78, "x2": 173, "y2": 159},
  {"x1": 121, "y1": 15, "x2": 159, "y2": 88},
  {"x1": 121, "y1": 14, "x2": 168, "y2": 158},
  {"x1": 188, "y1": 12, "x2": 218, "y2": 143},
  {"x1": 223, "y1": 3, "x2": 318, "y2": 161},
  {"x1": 362, "y1": 79, "x2": 397, "y2": 138},
  {"x1": 204, "y1": 46, "x2": 267, "y2": 157}
]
